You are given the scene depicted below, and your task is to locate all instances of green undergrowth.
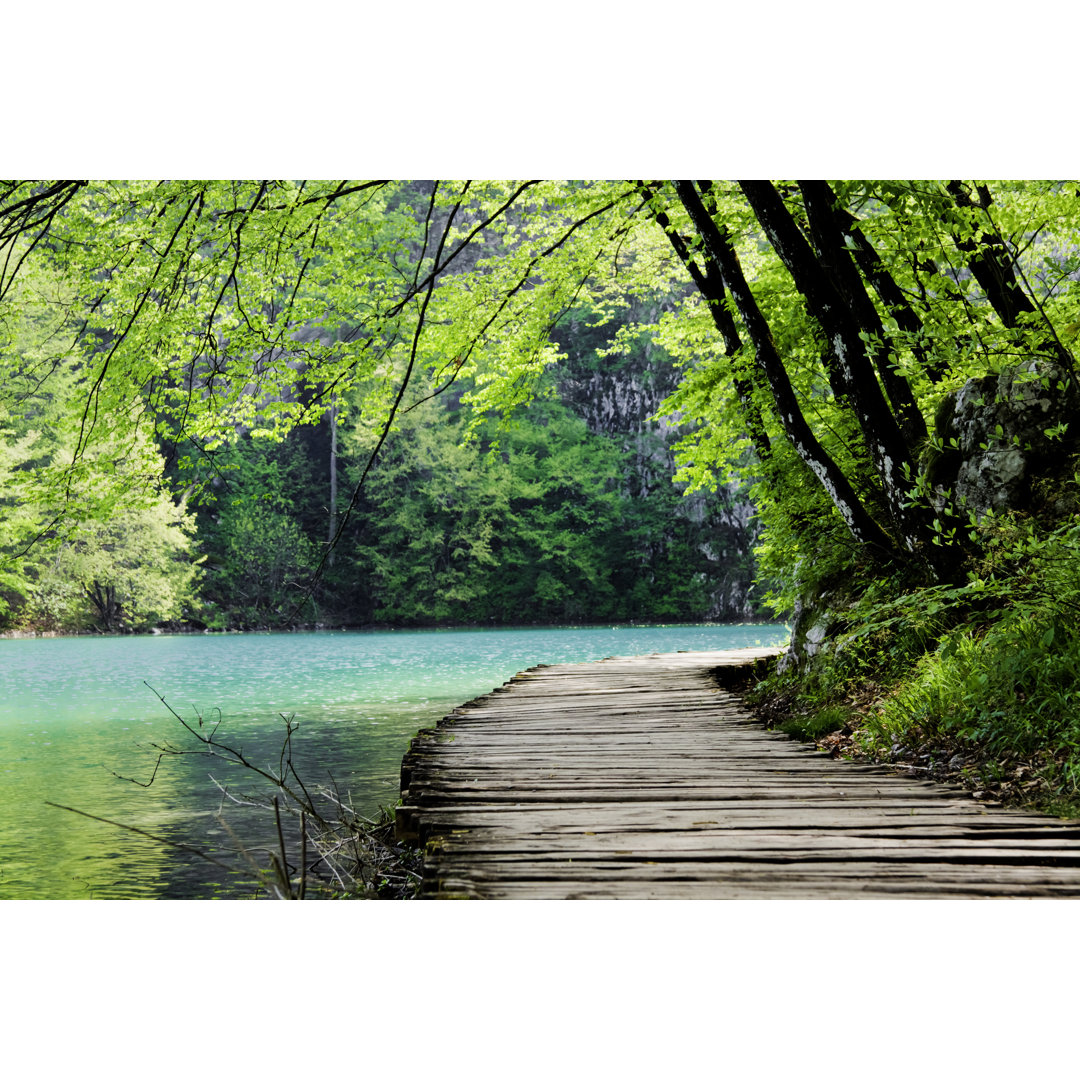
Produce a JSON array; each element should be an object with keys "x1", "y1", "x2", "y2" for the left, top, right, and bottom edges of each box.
[{"x1": 745, "y1": 511, "x2": 1080, "y2": 819}]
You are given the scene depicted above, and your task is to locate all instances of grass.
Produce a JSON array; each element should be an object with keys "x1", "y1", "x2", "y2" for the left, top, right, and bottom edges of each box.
[
  {"x1": 851, "y1": 612, "x2": 1080, "y2": 814},
  {"x1": 746, "y1": 571, "x2": 1080, "y2": 819},
  {"x1": 778, "y1": 705, "x2": 851, "y2": 742}
]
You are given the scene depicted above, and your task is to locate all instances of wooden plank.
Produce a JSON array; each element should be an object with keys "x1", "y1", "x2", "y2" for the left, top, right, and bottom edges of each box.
[{"x1": 397, "y1": 648, "x2": 1080, "y2": 898}]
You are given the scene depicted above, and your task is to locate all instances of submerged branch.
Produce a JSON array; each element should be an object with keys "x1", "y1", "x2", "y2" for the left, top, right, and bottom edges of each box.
[{"x1": 44, "y1": 801, "x2": 236, "y2": 872}]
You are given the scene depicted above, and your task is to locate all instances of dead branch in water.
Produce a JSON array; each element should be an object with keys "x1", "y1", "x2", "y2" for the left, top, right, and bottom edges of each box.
[{"x1": 67, "y1": 686, "x2": 423, "y2": 898}]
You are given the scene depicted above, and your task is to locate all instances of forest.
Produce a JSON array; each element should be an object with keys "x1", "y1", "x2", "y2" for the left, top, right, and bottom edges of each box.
[
  {"x1": 0, "y1": 184, "x2": 760, "y2": 634},
  {"x1": 4, "y1": 179, "x2": 1080, "y2": 812}
]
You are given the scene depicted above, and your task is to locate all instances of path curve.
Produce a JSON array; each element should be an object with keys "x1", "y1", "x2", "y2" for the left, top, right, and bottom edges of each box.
[{"x1": 396, "y1": 649, "x2": 1080, "y2": 898}]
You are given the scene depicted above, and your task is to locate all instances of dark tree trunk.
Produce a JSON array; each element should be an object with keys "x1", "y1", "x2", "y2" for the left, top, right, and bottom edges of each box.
[
  {"x1": 86, "y1": 581, "x2": 123, "y2": 632},
  {"x1": 945, "y1": 181, "x2": 1075, "y2": 377},
  {"x1": 945, "y1": 181, "x2": 1042, "y2": 331},
  {"x1": 826, "y1": 197, "x2": 948, "y2": 385},
  {"x1": 738, "y1": 181, "x2": 935, "y2": 556},
  {"x1": 672, "y1": 181, "x2": 900, "y2": 558},
  {"x1": 797, "y1": 180, "x2": 928, "y2": 450},
  {"x1": 640, "y1": 183, "x2": 771, "y2": 461}
]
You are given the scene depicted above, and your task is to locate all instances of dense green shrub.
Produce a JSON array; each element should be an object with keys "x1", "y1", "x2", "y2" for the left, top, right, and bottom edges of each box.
[{"x1": 752, "y1": 501, "x2": 1080, "y2": 808}]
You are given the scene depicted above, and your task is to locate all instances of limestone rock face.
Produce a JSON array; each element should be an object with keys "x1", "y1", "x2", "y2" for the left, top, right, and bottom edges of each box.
[
  {"x1": 553, "y1": 319, "x2": 761, "y2": 620},
  {"x1": 939, "y1": 361, "x2": 1079, "y2": 517},
  {"x1": 777, "y1": 592, "x2": 838, "y2": 673}
]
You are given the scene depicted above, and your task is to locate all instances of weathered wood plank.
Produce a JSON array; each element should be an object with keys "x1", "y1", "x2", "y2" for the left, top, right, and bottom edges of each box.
[{"x1": 397, "y1": 648, "x2": 1080, "y2": 898}]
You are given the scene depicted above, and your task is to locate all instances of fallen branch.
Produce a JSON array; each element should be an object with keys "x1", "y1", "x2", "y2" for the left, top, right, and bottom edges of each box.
[{"x1": 45, "y1": 801, "x2": 235, "y2": 873}]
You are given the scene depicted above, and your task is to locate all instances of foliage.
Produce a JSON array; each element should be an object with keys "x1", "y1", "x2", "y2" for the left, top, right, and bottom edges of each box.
[
  {"x1": 5, "y1": 180, "x2": 1080, "y2": 588},
  {"x1": 856, "y1": 509, "x2": 1080, "y2": 775},
  {"x1": 202, "y1": 502, "x2": 318, "y2": 629},
  {"x1": 187, "y1": 433, "x2": 323, "y2": 628},
  {"x1": 154, "y1": 291, "x2": 762, "y2": 631},
  {"x1": 351, "y1": 396, "x2": 621, "y2": 624},
  {"x1": 27, "y1": 491, "x2": 200, "y2": 632},
  {"x1": 865, "y1": 618, "x2": 1080, "y2": 762},
  {"x1": 0, "y1": 258, "x2": 202, "y2": 631},
  {"x1": 778, "y1": 706, "x2": 852, "y2": 743},
  {"x1": 746, "y1": 503, "x2": 1080, "y2": 812}
]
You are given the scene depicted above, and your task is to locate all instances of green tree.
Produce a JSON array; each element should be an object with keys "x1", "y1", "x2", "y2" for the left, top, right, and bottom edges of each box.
[
  {"x1": 181, "y1": 431, "x2": 324, "y2": 628},
  {"x1": 29, "y1": 489, "x2": 200, "y2": 632},
  {"x1": 348, "y1": 395, "x2": 625, "y2": 624},
  {"x1": 0, "y1": 249, "x2": 205, "y2": 631}
]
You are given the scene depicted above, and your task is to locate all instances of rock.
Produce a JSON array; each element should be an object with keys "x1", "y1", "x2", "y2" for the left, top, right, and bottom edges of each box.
[
  {"x1": 937, "y1": 360, "x2": 1079, "y2": 518},
  {"x1": 553, "y1": 326, "x2": 761, "y2": 620},
  {"x1": 777, "y1": 590, "x2": 841, "y2": 672}
]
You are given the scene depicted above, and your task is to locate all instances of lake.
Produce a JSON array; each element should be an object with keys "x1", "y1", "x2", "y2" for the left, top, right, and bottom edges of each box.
[{"x1": 0, "y1": 623, "x2": 788, "y2": 899}]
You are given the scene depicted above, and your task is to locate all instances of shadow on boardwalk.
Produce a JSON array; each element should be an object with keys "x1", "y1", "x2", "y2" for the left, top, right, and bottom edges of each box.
[{"x1": 397, "y1": 649, "x2": 1080, "y2": 898}]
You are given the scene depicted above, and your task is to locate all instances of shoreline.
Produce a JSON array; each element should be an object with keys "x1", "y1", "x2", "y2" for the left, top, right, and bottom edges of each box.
[{"x1": 0, "y1": 616, "x2": 788, "y2": 641}]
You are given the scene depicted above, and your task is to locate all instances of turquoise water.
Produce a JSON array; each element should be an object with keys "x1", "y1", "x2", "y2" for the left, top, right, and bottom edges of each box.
[{"x1": 0, "y1": 624, "x2": 788, "y2": 898}]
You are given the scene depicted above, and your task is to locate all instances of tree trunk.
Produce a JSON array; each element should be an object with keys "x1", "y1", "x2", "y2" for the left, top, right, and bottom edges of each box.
[
  {"x1": 826, "y1": 196, "x2": 948, "y2": 385},
  {"x1": 945, "y1": 181, "x2": 1042, "y2": 331},
  {"x1": 640, "y1": 183, "x2": 771, "y2": 461},
  {"x1": 86, "y1": 580, "x2": 122, "y2": 632},
  {"x1": 945, "y1": 181, "x2": 1075, "y2": 376},
  {"x1": 328, "y1": 398, "x2": 337, "y2": 568},
  {"x1": 797, "y1": 180, "x2": 928, "y2": 450},
  {"x1": 738, "y1": 181, "x2": 934, "y2": 556},
  {"x1": 672, "y1": 181, "x2": 900, "y2": 558}
]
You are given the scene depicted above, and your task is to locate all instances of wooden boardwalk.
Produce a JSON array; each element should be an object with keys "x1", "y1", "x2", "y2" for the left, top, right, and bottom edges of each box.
[{"x1": 396, "y1": 649, "x2": 1080, "y2": 898}]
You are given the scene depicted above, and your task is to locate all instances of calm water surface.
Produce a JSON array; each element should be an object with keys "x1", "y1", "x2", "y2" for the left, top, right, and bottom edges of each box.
[{"x1": 0, "y1": 624, "x2": 788, "y2": 899}]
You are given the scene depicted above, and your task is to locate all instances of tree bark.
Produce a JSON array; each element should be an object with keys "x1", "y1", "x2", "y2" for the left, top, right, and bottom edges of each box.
[
  {"x1": 826, "y1": 196, "x2": 948, "y2": 385},
  {"x1": 738, "y1": 181, "x2": 932, "y2": 554},
  {"x1": 945, "y1": 181, "x2": 1041, "y2": 330},
  {"x1": 640, "y1": 183, "x2": 771, "y2": 461},
  {"x1": 797, "y1": 180, "x2": 928, "y2": 450},
  {"x1": 673, "y1": 181, "x2": 899, "y2": 558},
  {"x1": 945, "y1": 181, "x2": 1074, "y2": 373}
]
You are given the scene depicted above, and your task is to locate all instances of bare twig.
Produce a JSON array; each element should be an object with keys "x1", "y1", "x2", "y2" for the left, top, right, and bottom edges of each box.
[
  {"x1": 93, "y1": 684, "x2": 423, "y2": 898},
  {"x1": 300, "y1": 811, "x2": 308, "y2": 900},
  {"x1": 272, "y1": 796, "x2": 293, "y2": 898},
  {"x1": 44, "y1": 801, "x2": 235, "y2": 872}
]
